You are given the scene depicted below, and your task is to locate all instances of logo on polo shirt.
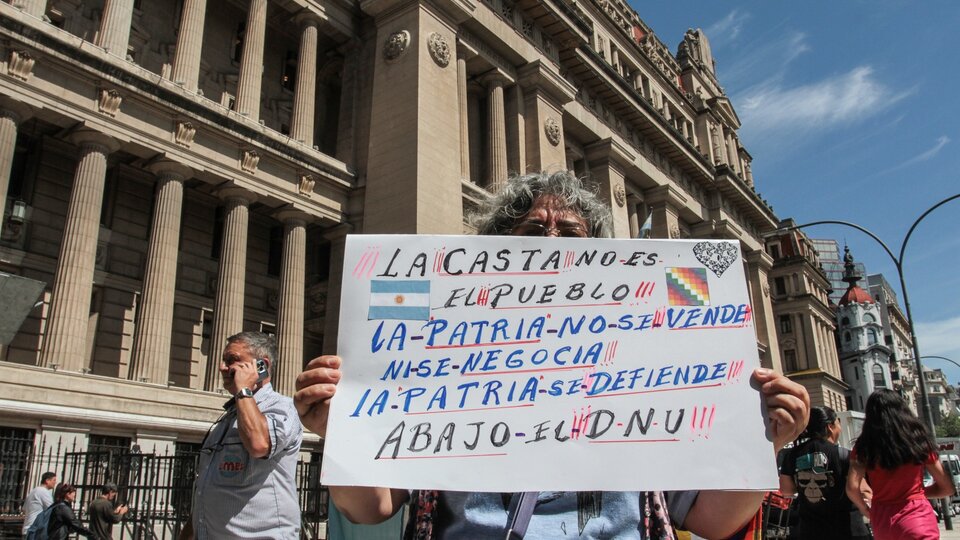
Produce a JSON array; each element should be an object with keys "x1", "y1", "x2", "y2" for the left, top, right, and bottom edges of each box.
[{"x1": 219, "y1": 451, "x2": 245, "y2": 477}]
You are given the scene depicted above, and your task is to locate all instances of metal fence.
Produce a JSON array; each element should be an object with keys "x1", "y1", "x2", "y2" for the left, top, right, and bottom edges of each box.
[{"x1": 0, "y1": 435, "x2": 328, "y2": 539}]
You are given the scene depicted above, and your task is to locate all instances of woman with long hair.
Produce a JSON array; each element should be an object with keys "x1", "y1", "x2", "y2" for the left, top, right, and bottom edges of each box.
[
  {"x1": 780, "y1": 406, "x2": 867, "y2": 539},
  {"x1": 47, "y1": 483, "x2": 94, "y2": 540},
  {"x1": 847, "y1": 389, "x2": 953, "y2": 539}
]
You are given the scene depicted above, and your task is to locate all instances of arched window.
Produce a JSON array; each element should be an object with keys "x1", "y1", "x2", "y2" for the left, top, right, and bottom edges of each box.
[
  {"x1": 863, "y1": 313, "x2": 876, "y2": 323},
  {"x1": 872, "y1": 364, "x2": 886, "y2": 388},
  {"x1": 841, "y1": 316, "x2": 850, "y2": 326},
  {"x1": 844, "y1": 331, "x2": 851, "y2": 342},
  {"x1": 868, "y1": 328, "x2": 879, "y2": 345}
]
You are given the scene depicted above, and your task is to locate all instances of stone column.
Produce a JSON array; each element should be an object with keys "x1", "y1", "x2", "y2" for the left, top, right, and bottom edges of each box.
[
  {"x1": 0, "y1": 99, "x2": 31, "y2": 237},
  {"x1": 745, "y1": 249, "x2": 781, "y2": 372},
  {"x1": 482, "y1": 71, "x2": 508, "y2": 191},
  {"x1": 505, "y1": 84, "x2": 525, "y2": 175},
  {"x1": 645, "y1": 185, "x2": 686, "y2": 240},
  {"x1": 235, "y1": 0, "x2": 267, "y2": 120},
  {"x1": 206, "y1": 187, "x2": 254, "y2": 391},
  {"x1": 128, "y1": 160, "x2": 191, "y2": 384},
  {"x1": 586, "y1": 138, "x2": 635, "y2": 238},
  {"x1": 12, "y1": 0, "x2": 47, "y2": 18},
  {"x1": 170, "y1": 0, "x2": 208, "y2": 92},
  {"x1": 96, "y1": 0, "x2": 135, "y2": 58},
  {"x1": 39, "y1": 129, "x2": 119, "y2": 372},
  {"x1": 290, "y1": 13, "x2": 320, "y2": 146},
  {"x1": 274, "y1": 209, "x2": 310, "y2": 396},
  {"x1": 518, "y1": 60, "x2": 576, "y2": 172},
  {"x1": 322, "y1": 224, "x2": 351, "y2": 355},
  {"x1": 457, "y1": 56, "x2": 470, "y2": 180}
]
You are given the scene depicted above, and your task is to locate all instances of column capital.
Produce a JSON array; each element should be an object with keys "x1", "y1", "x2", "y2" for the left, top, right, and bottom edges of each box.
[
  {"x1": 294, "y1": 9, "x2": 322, "y2": 28},
  {"x1": 518, "y1": 60, "x2": 577, "y2": 106},
  {"x1": 214, "y1": 184, "x2": 257, "y2": 204},
  {"x1": 274, "y1": 207, "x2": 314, "y2": 226},
  {"x1": 644, "y1": 184, "x2": 688, "y2": 210},
  {"x1": 0, "y1": 96, "x2": 33, "y2": 124},
  {"x1": 479, "y1": 68, "x2": 514, "y2": 88},
  {"x1": 145, "y1": 157, "x2": 193, "y2": 181},
  {"x1": 67, "y1": 127, "x2": 121, "y2": 154},
  {"x1": 584, "y1": 137, "x2": 635, "y2": 172}
]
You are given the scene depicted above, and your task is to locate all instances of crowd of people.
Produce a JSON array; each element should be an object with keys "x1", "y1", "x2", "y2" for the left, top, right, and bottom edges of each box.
[{"x1": 21, "y1": 172, "x2": 952, "y2": 539}]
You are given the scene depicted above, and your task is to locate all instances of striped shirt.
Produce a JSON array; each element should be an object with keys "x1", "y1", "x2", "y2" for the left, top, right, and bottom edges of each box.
[{"x1": 192, "y1": 383, "x2": 302, "y2": 539}]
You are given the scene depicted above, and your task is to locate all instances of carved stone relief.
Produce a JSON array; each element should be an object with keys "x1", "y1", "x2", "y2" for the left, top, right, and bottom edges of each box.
[
  {"x1": 299, "y1": 174, "x2": 315, "y2": 197},
  {"x1": 383, "y1": 30, "x2": 410, "y2": 62},
  {"x1": 427, "y1": 33, "x2": 450, "y2": 68},
  {"x1": 614, "y1": 184, "x2": 626, "y2": 207},
  {"x1": 544, "y1": 118, "x2": 561, "y2": 146},
  {"x1": 174, "y1": 121, "x2": 196, "y2": 147},
  {"x1": 98, "y1": 88, "x2": 122, "y2": 117},
  {"x1": 7, "y1": 50, "x2": 35, "y2": 81},
  {"x1": 240, "y1": 149, "x2": 260, "y2": 173}
]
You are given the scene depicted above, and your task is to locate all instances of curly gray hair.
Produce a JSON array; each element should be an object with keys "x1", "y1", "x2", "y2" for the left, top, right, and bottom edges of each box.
[{"x1": 471, "y1": 171, "x2": 613, "y2": 238}]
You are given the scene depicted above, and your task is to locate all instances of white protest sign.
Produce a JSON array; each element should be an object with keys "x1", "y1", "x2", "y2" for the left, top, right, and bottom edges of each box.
[{"x1": 322, "y1": 235, "x2": 778, "y2": 492}]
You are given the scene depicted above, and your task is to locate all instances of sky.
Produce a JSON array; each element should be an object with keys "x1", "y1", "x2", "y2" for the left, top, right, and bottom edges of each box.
[{"x1": 629, "y1": 1, "x2": 960, "y2": 383}]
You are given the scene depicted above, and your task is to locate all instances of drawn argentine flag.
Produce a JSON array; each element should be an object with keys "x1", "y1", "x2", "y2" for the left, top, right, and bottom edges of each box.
[{"x1": 368, "y1": 280, "x2": 431, "y2": 320}]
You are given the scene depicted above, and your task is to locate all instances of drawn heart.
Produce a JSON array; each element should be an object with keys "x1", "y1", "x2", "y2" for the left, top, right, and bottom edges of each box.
[{"x1": 693, "y1": 241, "x2": 739, "y2": 277}]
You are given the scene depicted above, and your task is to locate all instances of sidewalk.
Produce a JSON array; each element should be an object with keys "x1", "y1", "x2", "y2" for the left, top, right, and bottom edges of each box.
[{"x1": 941, "y1": 521, "x2": 960, "y2": 539}]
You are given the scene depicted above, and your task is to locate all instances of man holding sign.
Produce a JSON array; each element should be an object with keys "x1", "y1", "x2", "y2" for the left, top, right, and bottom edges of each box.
[{"x1": 296, "y1": 171, "x2": 809, "y2": 539}]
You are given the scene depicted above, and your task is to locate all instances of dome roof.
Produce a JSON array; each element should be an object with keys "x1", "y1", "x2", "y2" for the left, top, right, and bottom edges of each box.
[{"x1": 839, "y1": 285, "x2": 875, "y2": 306}]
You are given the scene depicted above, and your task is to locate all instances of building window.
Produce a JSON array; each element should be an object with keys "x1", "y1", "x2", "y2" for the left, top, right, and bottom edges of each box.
[
  {"x1": 783, "y1": 349, "x2": 798, "y2": 372},
  {"x1": 792, "y1": 273, "x2": 800, "y2": 292},
  {"x1": 872, "y1": 364, "x2": 886, "y2": 388},
  {"x1": 768, "y1": 244, "x2": 781, "y2": 260},
  {"x1": 779, "y1": 315, "x2": 792, "y2": 334},
  {"x1": 844, "y1": 331, "x2": 851, "y2": 342},
  {"x1": 841, "y1": 317, "x2": 849, "y2": 326},
  {"x1": 211, "y1": 206, "x2": 224, "y2": 260},
  {"x1": 774, "y1": 277, "x2": 786, "y2": 296},
  {"x1": 868, "y1": 328, "x2": 879, "y2": 345}
]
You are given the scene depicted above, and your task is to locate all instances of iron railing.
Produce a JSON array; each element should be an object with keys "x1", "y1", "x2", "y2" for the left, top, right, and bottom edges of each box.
[{"x1": 0, "y1": 435, "x2": 328, "y2": 540}]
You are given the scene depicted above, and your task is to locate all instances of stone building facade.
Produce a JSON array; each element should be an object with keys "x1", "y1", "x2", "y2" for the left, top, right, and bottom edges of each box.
[
  {"x1": 0, "y1": 0, "x2": 782, "y2": 483},
  {"x1": 765, "y1": 222, "x2": 847, "y2": 412}
]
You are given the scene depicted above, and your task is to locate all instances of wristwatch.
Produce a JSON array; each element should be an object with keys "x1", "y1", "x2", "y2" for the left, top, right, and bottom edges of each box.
[{"x1": 235, "y1": 387, "x2": 254, "y2": 400}]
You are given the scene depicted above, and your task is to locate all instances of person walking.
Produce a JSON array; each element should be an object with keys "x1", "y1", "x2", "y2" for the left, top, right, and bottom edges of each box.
[
  {"x1": 780, "y1": 406, "x2": 869, "y2": 539},
  {"x1": 847, "y1": 389, "x2": 953, "y2": 540},
  {"x1": 86, "y1": 482, "x2": 128, "y2": 540},
  {"x1": 47, "y1": 483, "x2": 94, "y2": 540},
  {"x1": 21, "y1": 471, "x2": 56, "y2": 537}
]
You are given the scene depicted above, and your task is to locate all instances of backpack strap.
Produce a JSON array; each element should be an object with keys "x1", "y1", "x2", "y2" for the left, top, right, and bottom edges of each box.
[{"x1": 504, "y1": 491, "x2": 538, "y2": 540}]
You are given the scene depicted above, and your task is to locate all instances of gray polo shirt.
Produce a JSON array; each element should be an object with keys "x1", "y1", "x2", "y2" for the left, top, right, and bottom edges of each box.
[
  {"x1": 22, "y1": 485, "x2": 53, "y2": 533},
  {"x1": 192, "y1": 383, "x2": 303, "y2": 539}
]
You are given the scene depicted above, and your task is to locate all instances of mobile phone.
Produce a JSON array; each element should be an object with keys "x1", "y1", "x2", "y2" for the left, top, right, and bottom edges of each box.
[{"x1": 255, "y1": 358, "x2": 268, "y2": 382}]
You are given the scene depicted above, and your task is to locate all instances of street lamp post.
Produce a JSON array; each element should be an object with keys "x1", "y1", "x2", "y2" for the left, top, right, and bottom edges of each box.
[{"x1": 777, "y1": 192, "x2": 960, "y2": 529}]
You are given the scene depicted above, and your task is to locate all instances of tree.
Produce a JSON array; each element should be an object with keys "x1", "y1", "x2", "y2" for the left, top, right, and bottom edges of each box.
[{"x1": 936, "y1": 414, "x2": 960, "y2": 438}]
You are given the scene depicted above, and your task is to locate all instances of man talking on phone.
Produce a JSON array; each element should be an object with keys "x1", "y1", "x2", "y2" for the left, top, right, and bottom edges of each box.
[{"x1": 180, "y1": 332, "x2": 303, "y2": 540}]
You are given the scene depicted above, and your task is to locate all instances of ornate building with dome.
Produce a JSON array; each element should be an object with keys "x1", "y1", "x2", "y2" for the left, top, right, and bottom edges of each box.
[{"x1": 835, "y1": 247, "x2": 893, "y2": 411}]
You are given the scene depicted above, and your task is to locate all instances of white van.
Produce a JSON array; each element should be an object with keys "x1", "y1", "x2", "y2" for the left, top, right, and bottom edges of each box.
[{"x1": 941, "y1": 454, "x2": 960, "y2": 504}]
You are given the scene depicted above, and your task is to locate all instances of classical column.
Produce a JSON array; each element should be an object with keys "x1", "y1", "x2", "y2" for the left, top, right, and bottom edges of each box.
[
  {"x1": 645, "y1": 185, "x2": 686, "y2": 240},
  {"x1": 322, "y1": 224, "x2": 351, "y2": 355},
  {"x1": 457, "y1": 56, "x2": 470, "y2": 181},
  {"x1": 170, "y1": 0, "x2": 208, "y2": 92},
  {"x1": 290, "y1": 14, "x2": 320, "y2": 146},
  {"x1": 0, "y1": 99, "x2": 31, "y2": 237},
  {"x1": 505, "y1": 85, "x2": 525, "y2": 175},
  {"x1": 482, "y1": 72, "x2": 508, "y2": 191},
  {"x1": 273, "y1": 209, "x2": 310, "y2": 395},
  {"x1": 39, "y1": 129, "x2": 119, "y2": 372},
  {"x1": 12, "y1": 0, "x2": 47, "y2": 18},
  {"x1": 128, "y1": 160, "x2": 191, "y2": 384},
  {"x1": 96, "y1": 0, "x2": 135, "y2": 58},
  {"x1": 235, "y1": 0, "x2": 267, "y2": 120},
  {"x1": 206, "y1": 187, "x2": 253, "y2": 391},
  {"x1": 745, "y1": 249, "x2": 781, "y2": 372},
  {"x1": 586, "y1": 138, "x2": 635, "y2": 238}
]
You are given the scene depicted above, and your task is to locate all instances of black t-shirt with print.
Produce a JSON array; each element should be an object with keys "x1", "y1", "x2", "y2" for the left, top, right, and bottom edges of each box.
[{"x1": 781, "y1": 438, "x2": 854, "y2": 539}]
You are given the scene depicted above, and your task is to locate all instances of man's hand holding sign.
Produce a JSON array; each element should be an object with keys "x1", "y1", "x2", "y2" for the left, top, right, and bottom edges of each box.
[{"x1": 296, "y1": 172, "x2": 809, "y2": 538}]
